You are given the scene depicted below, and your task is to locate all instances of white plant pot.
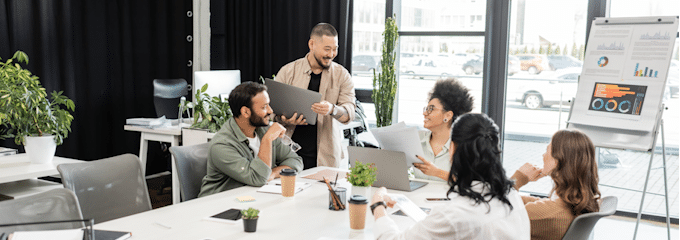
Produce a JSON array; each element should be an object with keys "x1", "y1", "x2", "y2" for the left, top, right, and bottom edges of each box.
[
  {"x1": 24, "y1": 135, "x2": 57, "y2": 164},
  {"x1": 351, "y1": 185, "x2": 372, "y2": 199}
]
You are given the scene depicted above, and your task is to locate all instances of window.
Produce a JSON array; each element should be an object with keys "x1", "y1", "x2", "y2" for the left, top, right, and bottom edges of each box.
[{"x1": 502, "y1": 0, "x2": 589, "y2": 200}]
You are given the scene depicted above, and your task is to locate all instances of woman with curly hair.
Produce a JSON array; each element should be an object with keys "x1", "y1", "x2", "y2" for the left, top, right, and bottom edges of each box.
[
  {"x1": 511, "y1": 129, "x2": 601, "y2": 240},
  {"x1": 371, "y1": 113, "x2": 530, "y2": 239},
  {"x1": 413, "y1": 78, "x2": 474, "y2": 181}
]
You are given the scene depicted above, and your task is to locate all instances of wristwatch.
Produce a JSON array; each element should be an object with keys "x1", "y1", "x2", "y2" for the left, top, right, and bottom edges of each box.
[
  {"x1": 370, "y1": 201, "x2": 387, "y2": 215},
  {"x1": 330, "y1": 104, "x2": 339, "y2": 117}
]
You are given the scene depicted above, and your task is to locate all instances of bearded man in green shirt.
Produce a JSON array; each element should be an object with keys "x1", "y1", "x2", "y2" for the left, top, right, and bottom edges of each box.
[{"x1": 198, "y1": 82, "x2": 303, "y2": 197}]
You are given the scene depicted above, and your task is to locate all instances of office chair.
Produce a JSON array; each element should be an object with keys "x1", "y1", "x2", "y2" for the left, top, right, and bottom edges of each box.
[
  {"x1": 57, "y1": 154, "x2": 152, "y2": 224},
  {"x1": 169, "y1": 143, "x2": 210, "y2": 202},
  {"x1": 153, "y1": 78, "x2": 189, "y2": 119},
  {"x1": 344, "y1": 99, "x2": 378, "y2": 148},
  {"x1": 562, "y1": 196, "x2": 618, "y2": 240},
  {"x1": 0, "y1": 188, "x2": 84, "y2": 233}
]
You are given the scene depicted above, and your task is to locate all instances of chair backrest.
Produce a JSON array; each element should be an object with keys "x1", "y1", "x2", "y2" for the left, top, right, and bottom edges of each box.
[
  {"x1": 153, "y1": 78, "x2": 188, "y2": 119},
  {"x1": 0, "y1": 188, "x2": 84, "y2": 233},
  {"x1": 169, "y1": 143, "x2": 210, "y2": 202},
  {"x1": 57, "y1": 154, "x2": 152, "y2": 224},
  {"x1": 562, "y1": 196, "x2": 618, "y2": 240}
]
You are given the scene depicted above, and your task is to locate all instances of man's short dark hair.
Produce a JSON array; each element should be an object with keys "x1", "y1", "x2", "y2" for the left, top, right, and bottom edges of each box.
[
  {"x1": 310, "y1": 23, "x2": 338, "y2": 38},
  {"x1": 229, "y1": 81, "x2": 267, "y2": 118}
]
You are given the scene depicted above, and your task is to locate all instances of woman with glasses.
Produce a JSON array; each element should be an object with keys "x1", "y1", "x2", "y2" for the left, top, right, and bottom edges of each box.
[{"x1": 413, "y1": 78, "x2": 474, "y2": 181}]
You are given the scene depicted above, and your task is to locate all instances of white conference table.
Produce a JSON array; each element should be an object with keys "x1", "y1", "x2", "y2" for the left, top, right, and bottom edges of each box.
[
  {"x1": 0, "y1": 154, "x2": 83, "y2": 198},
  {"x1": 95, "y1": 167, "x2": 450, "y2": 240}
]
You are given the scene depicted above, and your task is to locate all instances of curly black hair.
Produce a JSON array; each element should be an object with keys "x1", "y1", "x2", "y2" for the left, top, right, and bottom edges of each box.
[
  {"x1": 428, "y1": 78, "x2": 474, "y2": 123},
  {"x1": 447, "y1": 113, "x2": 514, "y2": 212}
]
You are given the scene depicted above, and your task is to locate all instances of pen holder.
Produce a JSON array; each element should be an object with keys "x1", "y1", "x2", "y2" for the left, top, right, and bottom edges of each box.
[{"x1": 328, "y1": 187, "x2": 347, "y2": 211}]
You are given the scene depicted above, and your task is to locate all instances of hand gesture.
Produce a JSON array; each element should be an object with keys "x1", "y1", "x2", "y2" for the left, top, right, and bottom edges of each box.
[
  {"x1": 263, "y1": 122, "x2": 286, "y2": 143},
  {"x1": 280, "y1": 113, "x2": 307, "y2": 126},
  {"x1": 371, "y1": 187, "x2": 396, "y2": 207},
  {"x1": 311, "y1": 101, "x2": 334, "y2": 115},
  {"x1": 413, "y1": 155, "x2": 442, "y2": 177},
  {"x1": 518, "y1": 163, "x2": 544, "y2": 182}
]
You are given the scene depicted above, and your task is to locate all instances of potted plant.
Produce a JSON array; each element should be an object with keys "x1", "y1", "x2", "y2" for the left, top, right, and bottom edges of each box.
[
  {"x1": 347, "y1": 161, "x2": 377, "y2": 198},
  {"x1": 181, "y1": 83, "x2": 232, "y2": 133},
  {"x1": 372, "y1": 15, "x2": 399, "y2": 127},
  {"x1": 241, "y1": 207, "x2": 260, "y2": 232},
  {"x1": 0, "y1": 51, "x2": 75, "y2": 164}
]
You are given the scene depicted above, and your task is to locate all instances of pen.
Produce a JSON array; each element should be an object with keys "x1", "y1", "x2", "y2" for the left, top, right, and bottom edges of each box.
[
  {"x1": 334, "y1": 173, "x2": 339, "y2": 187},
  {"x1": 154, "y1": 221, "x2": 172, "y2": 229}
]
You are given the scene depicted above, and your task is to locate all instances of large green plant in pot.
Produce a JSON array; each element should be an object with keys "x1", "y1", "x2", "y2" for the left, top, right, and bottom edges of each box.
[
  {"x1": 372, "y1": 15, "x2": 399, "y2": 127},
  {"x1": 181, "y1": 83, "x2": 232, "y2": 133},
  {"x1": 0, "y1": 51, "x2": 75, "y2": 164}
]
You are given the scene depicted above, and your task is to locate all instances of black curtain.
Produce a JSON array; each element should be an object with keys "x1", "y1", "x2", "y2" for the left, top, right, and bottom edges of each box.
[
  {"x1": 0, "y1": 0, "x2": 192, "y2": 165},
  {"x1": 211, "y1": 0, "x2": 353, "y2": 82}
]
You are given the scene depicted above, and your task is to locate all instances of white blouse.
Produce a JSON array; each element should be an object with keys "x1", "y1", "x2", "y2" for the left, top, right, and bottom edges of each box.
[
  {"x1": 413, "y1": 130, "x2": 451, "y2": 182},
  {"x1": 373, "y1": 181, "x2": 530, "y2": 240}
]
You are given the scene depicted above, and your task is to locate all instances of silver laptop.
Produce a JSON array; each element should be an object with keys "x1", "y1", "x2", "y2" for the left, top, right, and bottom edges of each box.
[
  {"x1": 264, "y1": 79, "x2": 322, "y2": 125},
  {"x1": 348, "y1": 146, "x2": 428, "y2": 192}
]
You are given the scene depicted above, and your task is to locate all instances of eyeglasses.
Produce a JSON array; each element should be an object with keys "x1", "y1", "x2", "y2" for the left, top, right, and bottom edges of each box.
[{"x1": 423, "y1": 105, "x2": 443, "y2": 115}]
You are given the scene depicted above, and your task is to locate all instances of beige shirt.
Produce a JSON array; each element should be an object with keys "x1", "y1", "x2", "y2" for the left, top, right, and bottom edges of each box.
[
  {"x1": 275, "y1": 54, "x2": 356, "y2": 167},
  {"x1": 512, "y1": 171, "x2": 576, "y2": 240}
]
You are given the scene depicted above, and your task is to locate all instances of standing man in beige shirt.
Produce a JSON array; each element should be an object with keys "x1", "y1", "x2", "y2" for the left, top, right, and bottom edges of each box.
[{"x1": 275, "y1": 23, "x2": 356, "y2": 169}]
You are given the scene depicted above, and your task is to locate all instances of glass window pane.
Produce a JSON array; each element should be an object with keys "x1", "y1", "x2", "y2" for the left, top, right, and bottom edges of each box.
[
  {"x1": 502, "y1": 0, "x2": 589, "y2": 195},
  {"x1": 400, "y1": 0, "x2": 487, "y2": 32},
  {"x1": 605, "y1": 0, "x2": 680, "y2": 218},
  {"x1": 351, "y1": 0, "x2": 386, "y2": 127},
  {"x1": 397, "y1": 36, "x2": 484, "y2": 126}
]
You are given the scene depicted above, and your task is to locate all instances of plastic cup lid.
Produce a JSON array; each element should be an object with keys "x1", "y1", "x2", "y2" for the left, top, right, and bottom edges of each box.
[
  {"x1": 348, "y1": 195, "x2": 368, "y2": 204},
  {"x1": 280, "y1": 168, "x2": 297, "y2": 176}
]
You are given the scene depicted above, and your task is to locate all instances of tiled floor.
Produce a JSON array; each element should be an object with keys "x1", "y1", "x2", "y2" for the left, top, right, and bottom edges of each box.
[
  {"x1": 595, "y1": 216, "x2": 679, "y2": 240},
  {"x1": 503, "y1": 139, "x2": 679, "y2": 218}
]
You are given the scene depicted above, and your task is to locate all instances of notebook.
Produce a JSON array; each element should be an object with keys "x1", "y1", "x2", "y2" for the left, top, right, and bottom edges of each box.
[
  {"x1": 256, "y1": 180, "x2": 312, "y2": 194},
  {"x1": 94, "y1": 230, "x2": 131, "y2": 240}
]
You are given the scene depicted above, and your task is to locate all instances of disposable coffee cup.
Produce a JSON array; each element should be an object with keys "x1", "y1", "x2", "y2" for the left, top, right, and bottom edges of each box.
[
  {"x1": 280, "y1": 168, "x2": 297, "y2": 197},
  {"x1": 348, "y1": 195, "x2": 369, "y2": 230}
]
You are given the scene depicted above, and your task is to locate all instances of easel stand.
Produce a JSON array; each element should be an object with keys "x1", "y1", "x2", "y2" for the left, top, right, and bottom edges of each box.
[{"x1": 633, "y1": 106, "x2": 670, "y2": 240}]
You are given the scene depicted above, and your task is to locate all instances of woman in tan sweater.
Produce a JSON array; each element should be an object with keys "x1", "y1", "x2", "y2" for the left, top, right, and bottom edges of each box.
[{"x1": 511, "y1": 129, "x2": 601, "y2": 240}]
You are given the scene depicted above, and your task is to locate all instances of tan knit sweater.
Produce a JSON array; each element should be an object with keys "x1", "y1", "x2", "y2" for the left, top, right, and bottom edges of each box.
[{"x1": 512, "y1": 171, "x2": 575, "y2": 240}]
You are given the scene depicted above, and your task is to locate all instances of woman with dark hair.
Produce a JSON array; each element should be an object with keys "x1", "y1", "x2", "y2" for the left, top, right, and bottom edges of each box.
[
  {"x1": 371, "y1": 113, "x2": 530, "y2": 239},
  {"x1": 511, "y1": 129, "x2": 600, "y2": 240},
  {"x1": 413, "y1": 78, "x2": 474, "y2": 181}
]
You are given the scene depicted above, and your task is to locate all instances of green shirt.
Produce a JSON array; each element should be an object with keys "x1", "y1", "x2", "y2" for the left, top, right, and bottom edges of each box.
[{"x1": 198, "y1": 118, "x2": 303, "y2": 198}]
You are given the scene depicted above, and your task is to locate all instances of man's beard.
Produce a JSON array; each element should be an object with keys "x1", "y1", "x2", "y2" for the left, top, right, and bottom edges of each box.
[
  {"x1": 314, "y1": 53, "x2": 331, "y2": 69},
  {"x1": 249, "y1": 111, "x2": 269, "y2": 127}
]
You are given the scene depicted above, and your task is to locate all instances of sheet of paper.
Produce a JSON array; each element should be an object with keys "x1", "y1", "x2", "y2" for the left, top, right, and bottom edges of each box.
[
  {"x1": 371, "y1": 125, "x2": 425, "y2": 166},
  {"x1": 387, "y1": 193, "x2": 427, "y2": 222},
  {"x1": 256, "y1": 181, "x2": 312, "y2": 194},
  {"x1": 11, "y1": 229, "x2": 83, "y2": 240}
]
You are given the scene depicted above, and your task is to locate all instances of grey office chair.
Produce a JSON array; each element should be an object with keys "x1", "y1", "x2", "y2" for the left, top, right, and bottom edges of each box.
[
  {"x1": 0, "y1": 188, "x2": 84, "y2": 233},
  {"x1": 562, "y1": 196, "x2": 618, "y2": 240},
  {"x1": 57, "y1": 154, "x2": 152, "y2": 224},
  {"x1": 153, "y1": 78, "x2": 189, "y2": 119},
  {"x1": 169, "y1": 143, "x2": 210, "y2": 202}
]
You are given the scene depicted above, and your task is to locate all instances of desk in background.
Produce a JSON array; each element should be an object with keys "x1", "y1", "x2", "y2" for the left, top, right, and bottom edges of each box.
[
  {"x1": 124, "y1": 124, "x2": 183, "y2": 204},
  {"x1": 0, "y1": 154, "x2": 83, "y2": 199},
  {"x1": 95, "y1": 166, "x2": 448, "y2": 239}
]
